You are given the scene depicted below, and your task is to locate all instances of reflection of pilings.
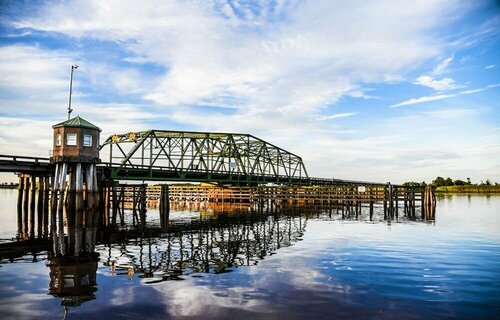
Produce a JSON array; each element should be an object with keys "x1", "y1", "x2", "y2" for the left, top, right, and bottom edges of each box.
[
  {"x1": 47, "y1": 254, "x2": 99, "y2": 308},
  {"x1": 103, "y1": 206, "x2": 307, "y2": 281},
  {"x1": 99, "y1": 199, "x2": 439, "y2": 283}
]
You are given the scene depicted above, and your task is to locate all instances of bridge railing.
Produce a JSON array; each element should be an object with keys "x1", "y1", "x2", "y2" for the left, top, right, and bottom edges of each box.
[{"x1": 0, "y1": 154, "x2": 50, "y2": 163}]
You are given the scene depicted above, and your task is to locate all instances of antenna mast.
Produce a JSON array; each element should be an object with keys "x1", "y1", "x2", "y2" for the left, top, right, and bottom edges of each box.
[{"x1": 68, "y1": 64, "x2": 79, "y2": 120}]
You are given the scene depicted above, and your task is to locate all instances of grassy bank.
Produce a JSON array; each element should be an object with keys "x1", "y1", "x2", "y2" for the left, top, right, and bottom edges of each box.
[{"x1": 436, "y1": 185, "x2": 500, "y2": 193}]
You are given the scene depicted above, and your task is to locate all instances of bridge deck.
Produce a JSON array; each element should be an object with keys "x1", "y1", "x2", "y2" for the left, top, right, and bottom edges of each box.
[{"x1": 0, "y1": 155, "x2": 53, "y2": 174}]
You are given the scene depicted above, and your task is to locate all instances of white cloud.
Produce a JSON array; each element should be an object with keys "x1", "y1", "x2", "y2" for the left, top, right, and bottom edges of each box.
[
  {"x1": 0, "y1": 45, "x2": 71, "y2": 114},
  {"x1": 485, "y1": 64, "x2": 495, "y2": 69},
  {"x1": 316, "y1": 112, "x2": 358, "y2": 121},
  {"x1": 391, "y1": 83, "x2": 500, "y2": 108},
  {"x1": 414, "y1": 75, "x2": 458, "y2": 91},
  {"x1": 15, "y1": 0, "x2": 461, "y2": 114},
  {"x1": 390, "y1": 93, "x2": 456, "y2": 108},
  {"x1": 432, "y1": 55, "x2": 453, "y2": 75}
]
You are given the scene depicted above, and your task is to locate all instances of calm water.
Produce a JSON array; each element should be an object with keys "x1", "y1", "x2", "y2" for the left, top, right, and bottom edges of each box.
[{"x1": 0, "y1": 189, "x2": 499, "y2": 319}]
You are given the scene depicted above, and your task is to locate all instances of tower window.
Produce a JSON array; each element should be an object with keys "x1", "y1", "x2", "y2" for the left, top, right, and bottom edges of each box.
[
  {"x1": 83, "y1": 134, "x2": 92, "y2": 147},
  {"x1": 67, "y1": 133, "x2": 77, "y2": 146},
  {"x1": 56, "y1": 134, "x2": 61, "y2": 146}
]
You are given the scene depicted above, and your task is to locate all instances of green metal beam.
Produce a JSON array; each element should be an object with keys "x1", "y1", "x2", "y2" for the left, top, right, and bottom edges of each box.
[{"x1": 100, "y1": 129, "x2": 309, "y2": 184}]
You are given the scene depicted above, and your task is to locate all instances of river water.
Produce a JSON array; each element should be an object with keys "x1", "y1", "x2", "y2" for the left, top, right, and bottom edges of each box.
[{"x1": 0, "y1": 189, "x2": 499, "y2": 319}]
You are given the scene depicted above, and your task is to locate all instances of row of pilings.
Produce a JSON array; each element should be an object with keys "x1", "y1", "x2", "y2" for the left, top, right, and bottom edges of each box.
[
  {"x1": 15, "y1": 164, "x2": 140, "y2": 256},
  {"x1": 50, "y1": 162, "x2": 99, "y2": 256},
  {"x1": 15, "y1": 176, "x2": 435, "y2": 256},
  {"x1": 383, "y1": 183, "x2": 436, "y2": 220}
]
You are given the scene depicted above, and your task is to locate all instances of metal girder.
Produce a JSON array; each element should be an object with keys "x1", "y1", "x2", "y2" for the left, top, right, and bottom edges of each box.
[{"x1": 100, "y1": 130, "x2": 309, "y2": 185}]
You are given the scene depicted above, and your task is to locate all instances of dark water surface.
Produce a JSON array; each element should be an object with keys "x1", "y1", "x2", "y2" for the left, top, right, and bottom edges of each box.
[{"x1": 0, "y1": 189, "x2": 499, "y2": 319}]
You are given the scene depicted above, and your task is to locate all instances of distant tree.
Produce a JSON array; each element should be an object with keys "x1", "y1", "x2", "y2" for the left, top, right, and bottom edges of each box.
[
  {"x1": 432, "y1": 176, "x2": 446, "y2": 187},
  {"x1": 403, "y1": 181, "x2": 424, "y2": 186},
  {"x1": 466, "y1": 177, "x2": 471, "y2": 185},
  {"x1": 454, "y1": 179, "x2": 466, "y2": 186},
  {"x1": 485, "y1": 179, "x2": 491, "y2": 186},
  {"x1": 445, "y1": 177, "x2": 454, "y2": 186}
]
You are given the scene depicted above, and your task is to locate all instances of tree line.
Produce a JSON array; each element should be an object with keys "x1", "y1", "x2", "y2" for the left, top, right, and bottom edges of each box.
[{"x1": 403, "y1": 177, "x2": 498, "y2": 187}]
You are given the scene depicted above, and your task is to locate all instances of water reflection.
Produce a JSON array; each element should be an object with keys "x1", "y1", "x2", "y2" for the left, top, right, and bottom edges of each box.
[
  {"x1": 1, "y1": 200, "x2": 437, "y2": 315},
  {"x1": 48, "y1": 255, "x2": 98, "y2": 307},
  {"x1": 100, "y1": 206, "x2": 307, "y2": 283}
]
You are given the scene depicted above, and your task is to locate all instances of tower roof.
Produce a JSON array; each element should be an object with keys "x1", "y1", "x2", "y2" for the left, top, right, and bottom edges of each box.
[{"x1": 52, "y1": 116, "x2": 101, "y2": 131}]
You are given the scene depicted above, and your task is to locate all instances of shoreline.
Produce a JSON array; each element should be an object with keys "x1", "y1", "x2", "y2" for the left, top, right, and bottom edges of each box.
[{"x1": 436, "y1": 186, "x2": 500, "y2": 194}]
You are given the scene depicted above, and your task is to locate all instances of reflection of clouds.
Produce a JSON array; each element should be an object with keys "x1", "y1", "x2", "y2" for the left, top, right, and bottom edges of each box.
[
  {"x1": 0, "y1": 292, "x2": 57, "y2": 318},
  {"x1": 109, "y1": 286, "x2": 135, "y2": 306},
  {"x1": 149, "y1": 222, "x2": 342, "y2": 317},
  {"x1": 153, "y1": 281, "x2": 266, "y2": 317}
]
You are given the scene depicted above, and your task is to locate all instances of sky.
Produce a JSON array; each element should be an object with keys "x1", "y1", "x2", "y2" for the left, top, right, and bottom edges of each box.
[{"x1": 0, "y1": 0, "x2": 499, "y2": 184}]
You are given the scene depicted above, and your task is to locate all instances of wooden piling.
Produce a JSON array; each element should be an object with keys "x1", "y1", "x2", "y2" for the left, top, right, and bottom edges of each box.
[
  {"x1": 43, "y1": 176, "x2": 50, "y2": 237},
  {"x1": 57, "y1": 163, "x2": 68, "y2": 255},
  {"x1": 23, "y1": 175, "x2": 30, "y2": 237},
  {"x1": 37, "y1": 176, "x2": 44, "y2": 237},
  {"x1": 17, "y1": 175, "x2": 24, "y2": 237},
  {"x1": 51, "y1": 165, "x2": 60, "y2": 254}
]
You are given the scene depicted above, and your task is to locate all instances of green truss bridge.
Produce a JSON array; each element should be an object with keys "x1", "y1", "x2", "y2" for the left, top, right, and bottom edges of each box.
[{"x1": 99, "y1": 130, "x2": 378, "y2": 186}]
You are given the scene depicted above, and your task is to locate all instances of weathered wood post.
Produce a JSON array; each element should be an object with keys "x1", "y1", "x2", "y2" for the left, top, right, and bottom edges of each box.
[
  {"x1": 57, "y1": 163, "x2": 68, "y2": 255},
  {"x1": 37, "y1": 176, "x2": 44, "y2": 238},
  {"x1": 50, "y1": 165, "x2": 60, "y2": 254},
  {"x1": 23, "y1": 175, "x2": 30, "y2": 237},
  {"x1": 394, "y1": 186, "x2": 399, "y2": 220},
  {"x1": 104, "y1": 181, "x2": 110, "y2": 226},
  {"x1": 383, "y1": 183, "x2": 388, "y2": 220},
  {"x1": 43, "y1": 176, "x2": 50, "y2": 237},
  {"x1": 139, "y1": 184, "x2": 147, "y2": 228},
  {"x1": 29, "y1": 175, "x2": 36, "y2": 238},
  {"x1": 17, "y1": 174, "x2": 24, "y2": 237},
  {"x1": 423, "y1": 185, "x2": 436, "y2": 220},
  {"x1": 160, "y1": 184, "x2": 170, "y2": 231},
  {"x1": 112, "y1": 183, "x2": 118, "y2": 225},
  {"x1": 369, "y1": 187, "x2": 374, "y2": 221}
]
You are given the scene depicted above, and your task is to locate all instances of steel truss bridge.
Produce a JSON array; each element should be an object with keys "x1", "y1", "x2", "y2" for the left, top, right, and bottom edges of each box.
[
  {"x1": 101, "y1": 130, "x2": 312, "y2": 185},
  {"x1": 0, "y1": 129, "x2": 384, "y2": 186}
]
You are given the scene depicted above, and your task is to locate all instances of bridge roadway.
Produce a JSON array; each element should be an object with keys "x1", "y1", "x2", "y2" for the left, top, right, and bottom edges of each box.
[{"x1": 0, "y1": 154, "x2": 385, "y2": 186}]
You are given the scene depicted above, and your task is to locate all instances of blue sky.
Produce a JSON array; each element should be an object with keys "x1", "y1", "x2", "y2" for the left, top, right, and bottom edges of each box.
[{"x1": 0, "y1": 0, "x2": 499, "y2": 183}]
